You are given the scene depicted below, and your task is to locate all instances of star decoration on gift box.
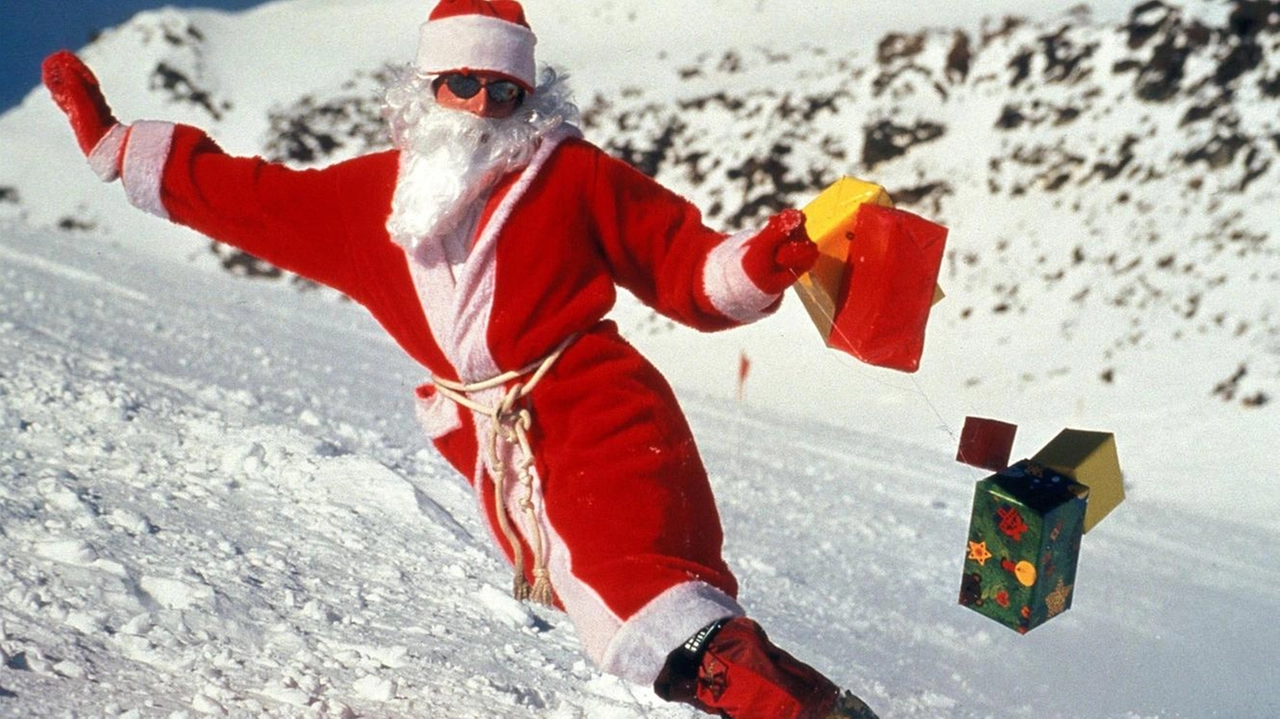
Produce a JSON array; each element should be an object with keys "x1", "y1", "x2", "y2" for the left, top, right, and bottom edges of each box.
[
  {"x1": 1044, "y1": 577, "x2": 1074, "y2": 618},
  {"x1": 967, "y1": 540, "x2": 992, "y2": 566}
]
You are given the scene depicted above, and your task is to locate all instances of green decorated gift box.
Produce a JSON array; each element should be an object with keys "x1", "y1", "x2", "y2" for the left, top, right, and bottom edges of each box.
[{"x1": 958, "y1": 460, "x2": 1088, "y2": 633}]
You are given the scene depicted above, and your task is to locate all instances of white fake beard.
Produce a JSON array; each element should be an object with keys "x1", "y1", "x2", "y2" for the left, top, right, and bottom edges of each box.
[{"x1": 383, "y1": 69, "x2": 579, "y2": 251}]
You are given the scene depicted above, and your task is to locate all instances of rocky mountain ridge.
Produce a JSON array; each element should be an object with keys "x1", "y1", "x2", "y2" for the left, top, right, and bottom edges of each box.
[
  {"x1": 263, "y1": 0, "x2": 1280, "y2": 405},
  {"x1": 1, "y1": 0, "x2": 1275, "y2": 405}
]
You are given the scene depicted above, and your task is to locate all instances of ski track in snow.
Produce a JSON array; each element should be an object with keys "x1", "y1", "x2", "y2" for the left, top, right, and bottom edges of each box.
[{"x1": 4, "y1": 213, "x2": 1280, "y2": 718}]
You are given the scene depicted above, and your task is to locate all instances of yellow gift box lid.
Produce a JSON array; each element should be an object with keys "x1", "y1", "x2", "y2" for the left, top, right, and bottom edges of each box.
[
  {"x1": 795, "y1": 178, "x2": 894, "y2": 339},
  {"x1": 1032, "y1": 429, "x2": 1125, "y2": 533},
  {"x1": 803, "y1": 176, "x2": 894, "y2": 248}
]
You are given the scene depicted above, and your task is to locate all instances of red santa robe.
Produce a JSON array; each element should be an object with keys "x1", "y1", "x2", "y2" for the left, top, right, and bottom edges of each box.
[{"x1": 105, "y1": 119, "x2": 783, "y2": 685}]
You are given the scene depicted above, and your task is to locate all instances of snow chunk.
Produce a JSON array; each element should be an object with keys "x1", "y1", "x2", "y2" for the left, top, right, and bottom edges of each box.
[
  {"x1": 191, "y1": 694, "x2": 227, "y2": 715},
  {"x1": 37, "y1": 480, "x2": 92, "y2": 515},
  {"x1": 107, "y1": 507, "x2": 154, "y2": 535},
  {"x1": 64, "y1": 611, "x2": 103, "y2": 635},
  {"x1": 53, "y1": 659, "x2": 88, "y2": 679},
  {"x1": 476, "y1": 584, "x2": 540, "y2": 630},
  {"x1": 320, "y1": 699, "x2": 356, "y2": 719},
  {"x1": 352, "y1": 674, "x2": 396, "y2": 701},
  {"x1": 257, "y1": 684, "x2": 313, "y2": 708},
  {"x1": 139, "y1": 575, "x2": 216, "y2": 610},
  {"x1": 34, "y1": 539, "x2": 99, "y2": 566},
  {"x1": 219, "y1": 441, "x2": 267, "y2": 477}
]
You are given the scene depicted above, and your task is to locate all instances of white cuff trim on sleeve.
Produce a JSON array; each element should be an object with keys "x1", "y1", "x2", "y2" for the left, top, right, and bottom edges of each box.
[
  {"x1": 120, "y1": 120, "x2": 176, "y2": 220},
  {"x1": 702, "y1": 229, "x2": 779, "y2": 324},
  {"x1": 88, "y1": 123, "x2": 128, "y2": 182}
]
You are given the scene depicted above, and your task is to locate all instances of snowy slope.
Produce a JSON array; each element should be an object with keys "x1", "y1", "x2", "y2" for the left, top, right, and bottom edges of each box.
[
  {"x1": 2, "y1": 0, "x2": 1280, "y2": 716},
  {"x1": 5, "y1": 210, "x2": 1280, "y2": 719}
]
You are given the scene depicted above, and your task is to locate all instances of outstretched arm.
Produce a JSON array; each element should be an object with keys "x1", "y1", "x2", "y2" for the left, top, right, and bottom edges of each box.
[
  {"x1": 42, "y1": 51, "x2": 394, "y2": 298},
  {"x1": 581, "y1": 143, "x2": 817, "y2": 330}
]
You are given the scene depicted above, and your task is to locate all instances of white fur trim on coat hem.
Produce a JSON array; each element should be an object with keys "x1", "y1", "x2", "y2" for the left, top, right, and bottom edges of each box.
[
  {"x1": 120, "y1": 120, "x2": 175, "y2": 220},
  {"x1": 702, "y1": 229, "x2": 781, "y2": 324},
  {"x1": 598, "y1": 581, "x2": 744, "y2": 686}
]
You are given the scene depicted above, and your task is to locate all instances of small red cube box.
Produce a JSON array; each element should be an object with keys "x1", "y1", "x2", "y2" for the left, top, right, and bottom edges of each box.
[{"x1": 957, "y1": 417, "x2": 1018, "y2": 472}]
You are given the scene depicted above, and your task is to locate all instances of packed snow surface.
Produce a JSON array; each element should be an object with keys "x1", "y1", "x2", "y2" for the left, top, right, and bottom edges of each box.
[{"x1": 2, "y1": 0, "x2": 1279, "y2": 717}]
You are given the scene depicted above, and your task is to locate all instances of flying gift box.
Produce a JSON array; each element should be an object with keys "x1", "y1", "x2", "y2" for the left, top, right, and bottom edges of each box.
[
  {"x1": 959, "y1": 460, "x2": 1088, "y2": 634},
  {"x1": 956, "y1": 420, "x2": 1125, "y2": 633},
  {"x1": 793, "y1": 177, "x2": 948, "y2": 373},
  {"x1": 956, "y1": 416, "x2": 1018, "y2": 472}
]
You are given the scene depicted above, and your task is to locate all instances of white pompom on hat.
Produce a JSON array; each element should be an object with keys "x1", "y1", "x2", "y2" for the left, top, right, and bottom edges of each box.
[{"x1": 415, "y1": 0, "x2": 537, "y2": 91}]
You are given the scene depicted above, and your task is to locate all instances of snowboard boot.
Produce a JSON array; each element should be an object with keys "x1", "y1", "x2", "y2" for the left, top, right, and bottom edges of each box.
[{"x1": 653, "y1": 617, "x2": 880, "y2": 719}]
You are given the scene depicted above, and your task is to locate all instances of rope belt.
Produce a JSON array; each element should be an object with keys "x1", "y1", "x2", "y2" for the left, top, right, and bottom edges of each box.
[{"x1": 431, "y1": 335, "x2": 576, "y2": 606}]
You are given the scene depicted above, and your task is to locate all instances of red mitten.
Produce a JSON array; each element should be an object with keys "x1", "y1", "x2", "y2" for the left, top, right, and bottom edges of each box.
[
  {"x1": 742, "y1": 209, "x2": 818, "y2": 295},
  {"x1": 43, "y1": 51, "x2": 120, "y2": 157}
]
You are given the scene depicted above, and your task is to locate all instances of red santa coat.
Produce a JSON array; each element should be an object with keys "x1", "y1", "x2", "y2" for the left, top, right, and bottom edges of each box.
[{"x1": 111, "y1": 119, "x2": 781, "y2": 685}]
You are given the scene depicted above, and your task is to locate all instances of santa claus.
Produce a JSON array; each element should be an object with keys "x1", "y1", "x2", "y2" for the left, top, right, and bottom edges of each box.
[{"x1": 42, "y1": 1, "x2": 878, "y2": 717}]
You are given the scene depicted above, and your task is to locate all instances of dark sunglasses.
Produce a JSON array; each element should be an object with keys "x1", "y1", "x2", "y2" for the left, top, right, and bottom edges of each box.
[{"x1": 436, "y1": 74, "x2": 525, "y2": 104}]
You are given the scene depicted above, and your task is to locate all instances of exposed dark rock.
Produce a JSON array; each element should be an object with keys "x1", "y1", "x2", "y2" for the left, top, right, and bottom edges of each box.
[
  {"x1": 1184, "y1": 132, "x2": 1251, "y2": 170},
  {"x1": 1125, "y1": 1, "x2": 1178, "y2": 49},
  {"x1": 1261, "y1": 72, "x2": 1280, "y2": 97},
  {"x1": 1090, "y1": 135, "x2": 1141, "y2": 181},
  {"x1": 724, "y1": 142, "x2": 811, "y2": 226},
  {"x1": 1127, "y1": 36, "x2": 1192, "y2": 102},
  {"x1": 980, "y1": 15, "x2": 1026, "y2": 46},
  {"x1": 1213, "y1": 364, "x2": 1249, "y2": 402},
  {"x1": 996, "y1": 104, "x2": 1027, "y2": 130},
  {"x1": 57, "y1": 216, "x2": 95, "y2": 232},
  {"x1": 946, "y1": 31, "x2": 973, "y2": 83},
  {"x1": 1038, "y1": 25, "x2": 1098, "y2": 84},
  {"x1": 877, "y1": 33, "x2": 926, "y2": 64},
  {"x1": 264, "y1": 93, "x2": 390, "y2": 165},
  {"x1": 610, "y1": 116, "x2": 685, "y2": 179},
  {"x1": 1007, "y1": 48, "x2": 1035, "y2": 87},
  {"x1": 1180, "y1": 102, "x2": 1218, "y2": 126},
  {"x1": 862, "y1": 119, "x2": 946, "y2": 170},
  {"x1": 1215, "y1": 39, "x2": 1264, "y2": 87},
  {"x1": 891, "y1": 181, "x2": 953, "y2": 216},
  {"x1": 150, "y1": 62, "x2": 229, "y2": 120},
  {"x1": 1227, "y1": 0, "x2": 1280, "y2": 37},
  {"x1": 210, "y1": 240, "x2": 282, "y2": 280},
  {"x1": 1118, "y1": 1, "x2": 1216, "y2": 102}
]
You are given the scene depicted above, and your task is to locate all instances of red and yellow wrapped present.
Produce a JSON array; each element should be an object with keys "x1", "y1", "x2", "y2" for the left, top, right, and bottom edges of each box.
[{"x1": 794, "y1": 177, "x2": 948, "y2": 372}]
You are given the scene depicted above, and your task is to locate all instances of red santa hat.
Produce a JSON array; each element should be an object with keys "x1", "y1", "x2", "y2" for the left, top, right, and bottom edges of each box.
[{"x1": 415, "y1": 0, "x2": 538, "y2": 91}]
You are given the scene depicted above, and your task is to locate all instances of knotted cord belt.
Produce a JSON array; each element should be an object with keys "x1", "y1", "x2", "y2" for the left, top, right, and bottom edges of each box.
[{"x1": 431, "y1": 335, "x2": 576, "y2": 606}]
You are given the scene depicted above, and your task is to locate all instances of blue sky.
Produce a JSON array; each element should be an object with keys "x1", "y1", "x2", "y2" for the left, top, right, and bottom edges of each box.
[{"x1": 1, "y1": 1, "x2": 269, "y2": 112}]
